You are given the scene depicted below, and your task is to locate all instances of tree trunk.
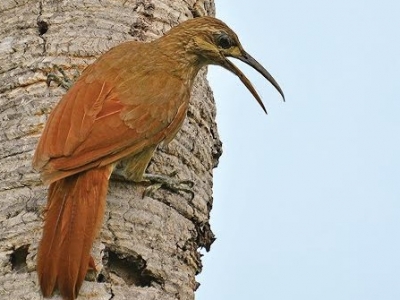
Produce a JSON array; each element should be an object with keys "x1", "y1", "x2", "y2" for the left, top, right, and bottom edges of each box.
[{"x1": 0, "y1": 0, "x2": 221, "y2": 299}]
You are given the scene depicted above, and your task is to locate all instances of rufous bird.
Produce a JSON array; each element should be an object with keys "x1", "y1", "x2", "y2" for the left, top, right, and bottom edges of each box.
[{"x1": 33, "y1": 16, "x2": 284, "y2": 299}]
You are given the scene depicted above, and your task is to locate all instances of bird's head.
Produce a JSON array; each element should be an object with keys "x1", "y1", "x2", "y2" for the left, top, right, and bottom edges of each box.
[{"x1": 166, "y1": 17, "x2": 285, "y2": 113}]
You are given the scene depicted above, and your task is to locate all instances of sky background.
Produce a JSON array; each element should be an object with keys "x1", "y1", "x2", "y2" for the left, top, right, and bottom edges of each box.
[{"x1": 197, "y1": 1, "x2": 400, "y2": 300}]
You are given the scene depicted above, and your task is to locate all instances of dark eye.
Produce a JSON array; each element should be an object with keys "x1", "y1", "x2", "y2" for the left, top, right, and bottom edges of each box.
[{"x1": 216, "y1": 34, "x2": 234, "y2": 49}]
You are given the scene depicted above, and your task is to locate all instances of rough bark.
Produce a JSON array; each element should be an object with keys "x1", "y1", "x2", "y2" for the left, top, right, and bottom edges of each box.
[{"x1": 0, "y1": 0, "x2": 221, "y2": 299}]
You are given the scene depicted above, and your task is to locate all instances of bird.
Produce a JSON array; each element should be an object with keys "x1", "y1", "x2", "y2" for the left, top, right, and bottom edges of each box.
[{"x1": 33, "y1": 16, "x2": 284, "y2": 299}]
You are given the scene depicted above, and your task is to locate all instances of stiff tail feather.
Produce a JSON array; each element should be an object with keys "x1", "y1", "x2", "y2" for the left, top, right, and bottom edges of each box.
[{"x1": 37, "y1": 165, "x2": 112, "y2": 299}]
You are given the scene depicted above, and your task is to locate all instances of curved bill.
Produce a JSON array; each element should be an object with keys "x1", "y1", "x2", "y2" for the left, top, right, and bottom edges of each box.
[
  {"x1": 237, "y1": 51, "x2": 285, "y2": 101},
  {"x1": 221, "y1": 51, "x2": 285, "y2": 114}
]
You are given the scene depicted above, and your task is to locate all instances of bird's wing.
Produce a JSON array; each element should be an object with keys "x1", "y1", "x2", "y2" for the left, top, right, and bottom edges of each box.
[{"x1": 33, "y1": 48, "x2": 189, "y2": 183}]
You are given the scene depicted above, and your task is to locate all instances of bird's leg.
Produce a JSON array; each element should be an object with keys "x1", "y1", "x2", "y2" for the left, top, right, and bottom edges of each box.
[
  {"x1": 46, "y1": 65, "x2": 80, "y2": 90},
  {"x1": 111, "y1": 147, "x2": 195, "y2": 198}
]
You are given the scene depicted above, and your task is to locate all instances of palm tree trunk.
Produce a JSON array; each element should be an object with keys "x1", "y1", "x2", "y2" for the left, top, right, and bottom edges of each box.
[{"x1": 0, "y1": 0, "x2": 220, "y2": 299}]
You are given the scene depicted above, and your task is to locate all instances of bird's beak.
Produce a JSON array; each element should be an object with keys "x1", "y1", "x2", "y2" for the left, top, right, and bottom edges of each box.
[{"x1": 222, "y1": 50, "x2": 285, "y2": 114}]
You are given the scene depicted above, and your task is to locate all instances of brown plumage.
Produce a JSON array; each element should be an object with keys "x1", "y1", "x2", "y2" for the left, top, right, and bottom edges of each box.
[{"x1": 33, "y1": 16, "x2": 284, "y2": 299}]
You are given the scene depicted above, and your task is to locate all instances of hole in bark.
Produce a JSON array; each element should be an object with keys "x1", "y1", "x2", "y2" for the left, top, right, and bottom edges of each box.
[
  {"x1": 97, "y1": 273, "x2": 106, "y2": 283},
  {"x1": 128, "y1": 18, "x2": 148, "y2": 39},
  {"x1": 10, "y1": 245, "x2": 29, "y2": 272},
  {"x1": 104, "y1": 248, "x2": 164, "y2": 287},
  {"x1": 37, "y1": 20, "x2": 48, "y2": 35}
]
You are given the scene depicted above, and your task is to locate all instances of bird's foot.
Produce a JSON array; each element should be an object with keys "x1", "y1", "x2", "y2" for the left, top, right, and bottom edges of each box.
[
  {"x1": 46, "y1": 65, "x2": 80, "y2": 90},
  {"x1": 143, "y1": 172, "x2": 195, "y2": 199},
  {"x1": 111, "y1": 169, "x2": 195, "y2": 199}
]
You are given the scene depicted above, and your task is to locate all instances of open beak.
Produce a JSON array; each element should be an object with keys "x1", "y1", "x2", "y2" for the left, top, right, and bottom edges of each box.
[{"x1": 222, "y1": 51, "x2": 285, "y2": 114}]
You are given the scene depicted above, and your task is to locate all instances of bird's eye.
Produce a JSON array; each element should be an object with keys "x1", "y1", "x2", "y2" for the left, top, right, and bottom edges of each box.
[{"x1": 216, "y1": 34, "x2": 234, "y2": 49}]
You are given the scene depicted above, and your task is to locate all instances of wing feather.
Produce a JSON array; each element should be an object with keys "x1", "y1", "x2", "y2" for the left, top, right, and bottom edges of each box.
[{"x1": 33, "y1": 42, "x2": 190, "y2": 183}]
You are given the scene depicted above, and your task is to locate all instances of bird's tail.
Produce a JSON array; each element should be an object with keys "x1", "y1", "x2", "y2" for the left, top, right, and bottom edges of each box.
[{"x1": 37, "y1": 165, "x2": 112, "y2": 299}]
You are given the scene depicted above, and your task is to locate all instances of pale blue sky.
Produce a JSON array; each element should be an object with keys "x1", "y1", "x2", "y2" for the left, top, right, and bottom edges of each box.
[{"x1": 197, "y1": 1, "x2": 400, "y2": 299}]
